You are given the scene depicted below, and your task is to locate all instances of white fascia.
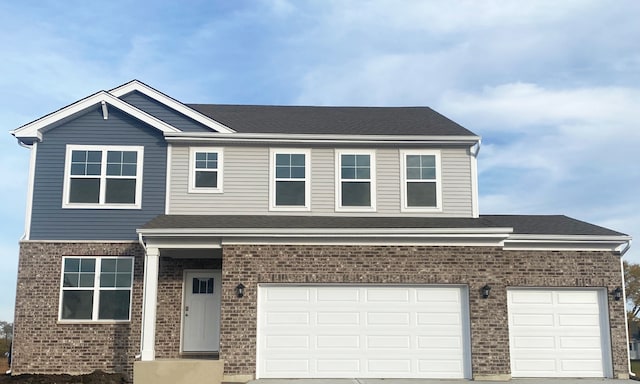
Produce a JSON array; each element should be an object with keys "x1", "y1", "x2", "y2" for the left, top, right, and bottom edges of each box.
[
  {"x1": 164, "y1": 132, "x2": 481, "y2": 145},
  {"x1": 110, "y1": 80, "x2": 236, "y2": 134},
  {"x1": 11, "y1": 91, "x2": 180, "y2": 142},
  {"x1": 503, "y1": 234, "x2": 632, "y2": 254}
]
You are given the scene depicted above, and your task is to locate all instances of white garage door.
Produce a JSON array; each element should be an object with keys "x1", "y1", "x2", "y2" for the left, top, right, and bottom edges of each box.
[
  {"x1": 257, "y1": 285, "x2": 471, "y2": 379},
  {"x1": 507, "y1": 289, "x2": 612, "y2": 378}
]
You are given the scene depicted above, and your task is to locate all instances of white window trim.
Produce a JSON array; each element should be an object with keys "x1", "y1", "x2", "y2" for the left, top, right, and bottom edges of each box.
[
  {"x1": 335, "y1": 149, "x2": 377, "y2": 212},
  {"x1": 400, "y1": 149, "x2": 443, "y2": 212},
  {"x1": 58, "y1": 256, "x2": 134, "y2": 323},
  {"x1": 269, "y1": 148, "x2": 311, "y2": 211},
  {"x1": 188, "y1": 147, "x2": 224, "y2": 194},
  {"x1": 62, "y1": 144, "x2": 144, "y2": 209}
]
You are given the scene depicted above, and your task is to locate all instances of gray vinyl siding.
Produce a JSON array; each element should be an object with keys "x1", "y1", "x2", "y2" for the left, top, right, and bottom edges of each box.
[
  {"x1": 30, "y1": 106, "x2": 166, "y2": 240},
  {"x1": 169, "y1": 145, "x2": 474, "y2": 217},
  {"x1": 120, "y1": 91, "x2": 212, "y2": 132}
]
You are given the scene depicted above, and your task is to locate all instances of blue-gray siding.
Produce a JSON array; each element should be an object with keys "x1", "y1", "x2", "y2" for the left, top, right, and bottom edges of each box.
[
  {"x1": 120, "y1": 91, "x2": 212, "y2": 132},
  {"x1": 30, "y1": 106, "x2": 167, "y2": 240}
]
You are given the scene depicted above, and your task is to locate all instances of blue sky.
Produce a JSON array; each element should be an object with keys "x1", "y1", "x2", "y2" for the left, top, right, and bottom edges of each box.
[{"x1": 1, "y1": 0, "x2": 639, "y2": 322}]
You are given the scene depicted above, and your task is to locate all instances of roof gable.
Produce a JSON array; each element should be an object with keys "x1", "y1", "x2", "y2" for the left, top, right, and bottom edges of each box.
[
  {"x1": 11, "y1": 91, "x2": 180, "y2": 142},
  {"x1": 110, "y1": 80, "x2": 235, "y2": 133}
]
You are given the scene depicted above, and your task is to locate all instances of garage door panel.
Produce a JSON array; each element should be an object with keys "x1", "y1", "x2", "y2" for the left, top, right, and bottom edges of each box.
[
  {"x1": 258, "y1": 285, "x2": 470, "y2": 379},
  {"x1": 508, "y1": 289, "x2": 611, "y2": 378}
]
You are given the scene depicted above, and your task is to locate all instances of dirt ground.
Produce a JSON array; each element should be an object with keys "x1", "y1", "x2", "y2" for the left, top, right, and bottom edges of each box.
[{"x1": 0, "y1": 361, "x2": 125, "y2": 384}]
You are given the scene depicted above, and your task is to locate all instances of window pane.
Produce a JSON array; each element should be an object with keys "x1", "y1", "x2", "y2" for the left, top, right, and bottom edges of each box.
[
  {"x1": 421, "y1": 167, "x2": 436, "y2": 179},
  {"x1": 98, "y1": 290, "x2": 130, "y2": 320},
  {"x1": 86, "y1": 164, "x2": 101, "y2": 175},
  {"x1": 290, "y1": 166, "x2": 305, "y2": 179},
  {"x1": 407, "y1": 182, "x2": 437, "y2": 207},
  {"x1": 69, "y1": 178, "x2": 100, "y2": 203},
  {"x1": 100, "y1": 273, "x2": 116, "y2": 288},
  {"x1": 355, "y1": 167, "x2": 370, "y2": 179},
  {"x1": 342, "y1": 182, "x2": 371, "y2": 206},
  {"x1": 421, "y1": 155, "x2": 435, "y2": 167},
  {"x1": 115, "y1": 273, "x2": 132, "y2": 288},
  {"x1": 105, "y1": 179, "x2": 136, "y2": 204},
  {"x1": 407, "y1": 167, "x2": 421, "y2": 180},
  {"x1": 291, "y1": 154, "x2": 305, "y2": 166},
  {"x1": 61, "y1": 291, "x2": 94, "y2": 320},
  {"x1": 71, "y1": 151, "x2": 86, "y2": 162},
  {"x1": 106, "y1": 163, "x2": 121, "y2": 176},
  {"x1": 70, "y1": 163, "x2": 86, "y2": 176},
  {"x1": 64, "y1": 258, "x2": 80, "y2": 273},
  {"x1": 106, "y1": 151, "x2": 121, "y2": 163},
  {"x1": 101, "y1": 259, "x2": 116, "y2": 272},
  {"x1": 341, "y1": 167, "x2": 355, "y2": 179},
  {"x1": 276, "y1": 181, "x2": 305, "y2": 206},
  {"x1": 355, "y1": 154, "x2": 370, "y2": 166},
  {"x1": 195, "y1": 171, "x2": 218, "y2": 188},
  {"x1": 63, "y1": 273, "x2": 79, "y2": 287},
  {"x1": 406, "y1": 155, "x2": 421, "y2": 167},
  {"x1": 275, "y1": 154, "x2": 289, "y2": 166},
  {"x1": 122, "y1": 151, "x2": 137, "y2": 163},
  {"x1": 80, "y1": 259, "x2": 95, "y2": 272},
  {"x1": 87, "y1": 151, "x2": 102, "y2": 162},
  {"x1": 117, "y1": 258, "x2": 133, "y2": 272},
  {"x1": 79, "y1": 273, "x2": 95, "y2": 287},
  {"x1": 275, "y1": 166, "x2": 290, "y2": 178},
  {"x1": 195, "y1": 152, "x2": 206, "y2": 161},
  {"x1": 341, "y1": 154, "x2": 355, "y2": 166}
]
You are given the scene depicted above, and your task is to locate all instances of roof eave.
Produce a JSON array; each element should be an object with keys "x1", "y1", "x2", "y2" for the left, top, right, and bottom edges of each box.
[{"x1": 163, "y1": 132, "x2": 481, "y2": 145}]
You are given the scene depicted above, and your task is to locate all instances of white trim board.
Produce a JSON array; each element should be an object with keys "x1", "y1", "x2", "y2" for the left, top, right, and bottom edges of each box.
[
  {"x1": 110, "y1": 80, "x2": 235, "y2": 134},
  {"x1": 11, "y1": 91, "x2": 180, "y2": 142}
]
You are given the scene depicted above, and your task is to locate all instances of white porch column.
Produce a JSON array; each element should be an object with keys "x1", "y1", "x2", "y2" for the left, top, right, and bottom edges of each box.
[{"x1": 140, "y1": 246, "x2": 160, "y2": 361}]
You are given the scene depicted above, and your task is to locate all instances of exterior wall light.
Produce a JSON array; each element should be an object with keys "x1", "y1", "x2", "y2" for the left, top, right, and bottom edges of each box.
[
  {"x1": 613, "y1": 287, "x2": 623, "y2": 301},
  {"x1": 482, "y1": 284, "x2": 491, "y2": 299},
  {"x1": 235, "y1": 283, "x2": 246, "y2": 298}
]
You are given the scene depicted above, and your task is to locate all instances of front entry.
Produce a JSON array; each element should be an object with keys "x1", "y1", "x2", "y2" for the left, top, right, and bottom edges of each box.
[{"x1": 182, "y1": 270, "x2": 222, "y2": 353}]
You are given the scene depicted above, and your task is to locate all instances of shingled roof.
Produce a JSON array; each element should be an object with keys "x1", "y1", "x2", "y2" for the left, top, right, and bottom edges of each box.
[
  {"x1": 140, "y1": 214, "x2": 625, "y2": 237},
  {"x1": 186, "y1": 105, "x2": 477, "y2": 136}
]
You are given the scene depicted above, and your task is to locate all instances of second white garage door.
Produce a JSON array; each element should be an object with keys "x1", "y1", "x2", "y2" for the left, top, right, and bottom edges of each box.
[
  {"x1": 507, "y1": 289, "x2": 612, "y2": 378},
  {"x1": 257, "y1": 285, "x2": 471, "y2": 379}
]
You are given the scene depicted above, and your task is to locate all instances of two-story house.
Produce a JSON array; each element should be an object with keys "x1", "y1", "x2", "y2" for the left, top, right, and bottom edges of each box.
[{"x1": 9, "y1": 80, "x2": 632, "y2": 383}]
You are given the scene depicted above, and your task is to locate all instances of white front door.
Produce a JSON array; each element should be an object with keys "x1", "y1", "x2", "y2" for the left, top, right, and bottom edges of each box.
[{"x1": 182, "y1": 270, "x2": 222, "y2": 352}]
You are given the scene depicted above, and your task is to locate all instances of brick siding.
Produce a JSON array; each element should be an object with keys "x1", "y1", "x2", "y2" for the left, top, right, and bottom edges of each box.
[
  {"x1": 220, "y1": 245, "x2": 627, "y2": 379},
  {"x1": 13, "y1": 242, "x2": 627, "y2": 381}
]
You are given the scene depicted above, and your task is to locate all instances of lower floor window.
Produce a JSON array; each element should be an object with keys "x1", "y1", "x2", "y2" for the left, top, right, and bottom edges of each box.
[{"x1": 60, "y1": 256, "x2": 134, "y2": 321}]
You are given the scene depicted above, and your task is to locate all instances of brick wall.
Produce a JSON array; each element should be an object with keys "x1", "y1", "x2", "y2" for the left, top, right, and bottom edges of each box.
[
  {"x1": 13, "y1": 242, "x2": 627, "y2": 380},
  {"x1": 220, "y1": 245, "x2": 627, "y2": 379},
  {"x1": 13, "y1": 242, "x2": 145, "y2": 379}
]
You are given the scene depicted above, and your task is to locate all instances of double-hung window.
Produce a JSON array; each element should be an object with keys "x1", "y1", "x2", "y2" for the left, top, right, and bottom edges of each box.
[
  {"x1": 401, "y1": 150, "x2": 442, "y2": 211},
  {"x1": 59, "y1": 256, "x2": 134, "y2": 322},
  {"x1": 270, "y1": 148, "x2": 310, "y2": 211},
  {"x1": 336, "y1": 150, "x2": 376, "y2": 211},
  {"x1": 63, "y1": 145, "x2": 143, "y2": 209},
  {"x1": 189, "y1": 147, "x2": 223, "y2": 193}
]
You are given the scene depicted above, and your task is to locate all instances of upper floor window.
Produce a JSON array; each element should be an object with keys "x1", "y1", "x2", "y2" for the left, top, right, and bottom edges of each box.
[
  {"x1": 189, "y1": 147, "x2": 223, "y2": 193},
  {"x1": 63, "y1": 145, "x2": 143, "y2": 209},
  {"x1": 59, "y1": 256, "x2": 134, "y2": 322},
  {"x1": 336, "y1": 150, "x2": 376, "y2": 211},
  {"x1": 270, "y1": 148, "x2": 310, "y2": 211},
  {"x1": 400, "y1": 150, "x2": 442, "y2": 211}
]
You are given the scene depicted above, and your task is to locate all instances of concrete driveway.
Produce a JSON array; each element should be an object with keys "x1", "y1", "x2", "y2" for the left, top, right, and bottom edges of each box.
[{"x1": 249, "y1": 379, "x2": 633, "y2": 384}]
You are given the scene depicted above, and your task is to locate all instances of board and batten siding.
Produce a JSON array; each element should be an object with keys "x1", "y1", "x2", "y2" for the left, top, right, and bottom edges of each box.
[
  {"x1": 29, "y1": 106, "x2": 167, "y2": 240},
  {"x1": 120, "y1": 91, "x2": 212, "y2": 132},
  {"x1": 169, "y1": 145, "x2": 474, "y2": 216}
]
